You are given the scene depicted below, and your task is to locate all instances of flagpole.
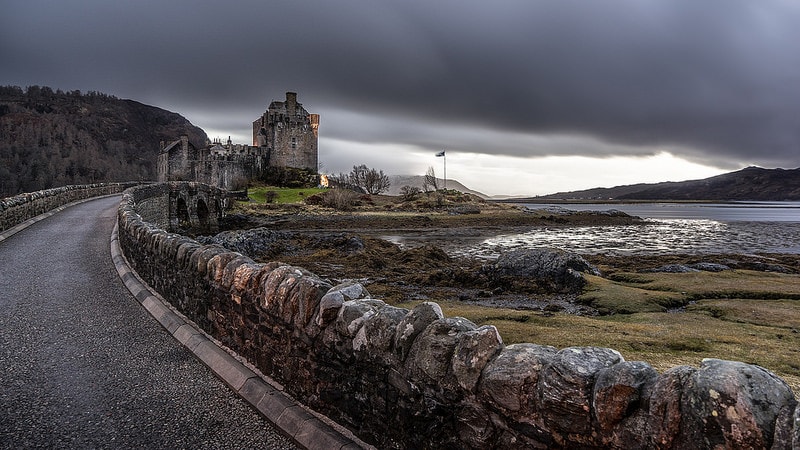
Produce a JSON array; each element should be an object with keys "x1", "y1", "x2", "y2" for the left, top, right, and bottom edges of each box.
[{"x1": 443, "y1": 151, "x2": 446, "y2": 191}]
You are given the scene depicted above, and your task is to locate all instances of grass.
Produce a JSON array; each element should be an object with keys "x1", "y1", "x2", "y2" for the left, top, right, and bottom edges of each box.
[
  {"x1": 397, "y1": 269, "x2": 800, "y2": 395},
  {"x1": 246, "y1": 186, "x2": 326, "y2": 204}
]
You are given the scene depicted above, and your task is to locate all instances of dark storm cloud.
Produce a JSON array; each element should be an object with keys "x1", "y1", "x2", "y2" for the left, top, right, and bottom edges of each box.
[{"x1": 2, "y1": 0, "x2": 799, "y2": 168}]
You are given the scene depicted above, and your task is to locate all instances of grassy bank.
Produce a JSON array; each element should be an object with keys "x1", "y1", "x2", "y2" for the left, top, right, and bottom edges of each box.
[
  {"x1": 247, "y1": 186, "x2": 326, "y2": 204},
  {"x1": 405, "y1": 269, "x2": 800, "y2": 394}
]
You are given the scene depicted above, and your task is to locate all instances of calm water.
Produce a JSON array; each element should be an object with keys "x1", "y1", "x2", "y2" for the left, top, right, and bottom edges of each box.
[{"x1": 383, "y1": 202, "x2": 800, "y2": 259}]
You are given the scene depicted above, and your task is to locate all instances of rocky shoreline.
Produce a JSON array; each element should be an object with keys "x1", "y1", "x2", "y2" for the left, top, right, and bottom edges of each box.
[{"x1": 198, "y1": 203, "x2": 799, "y2": 316}]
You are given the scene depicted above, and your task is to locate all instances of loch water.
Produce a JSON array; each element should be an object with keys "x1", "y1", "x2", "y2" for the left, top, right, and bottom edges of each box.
[{"x1": 384, "y1": 202, "x2": 800, "y2": 259}]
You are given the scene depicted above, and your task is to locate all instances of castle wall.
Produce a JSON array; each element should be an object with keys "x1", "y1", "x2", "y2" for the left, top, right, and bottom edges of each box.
[
  {"x1": 117, "y1": 182, "x2": 800, "y2": 450},
  {"x1": 253, "y1": 92, "x2": 318, "y2": 171},
  {"x1": 159, "y1": 92, "x2": 319, "y2": 189}
]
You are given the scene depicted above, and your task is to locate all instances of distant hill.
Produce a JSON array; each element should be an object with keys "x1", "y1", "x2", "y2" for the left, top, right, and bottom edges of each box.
[
  {"x1": 0, "y1": 85, "x2": 207, "y2": 197},
  {"x1": 387, "y1": 175, "x2": 488, "y2": 198},
  {"x1": 517, "y1": 167, "x2": 800, "y2": 202}
]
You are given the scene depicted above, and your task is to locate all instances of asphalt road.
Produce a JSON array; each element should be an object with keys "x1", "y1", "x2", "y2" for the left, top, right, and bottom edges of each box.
[{"x1": 0, "y1": 196, "x2": 298, "y2": 449}]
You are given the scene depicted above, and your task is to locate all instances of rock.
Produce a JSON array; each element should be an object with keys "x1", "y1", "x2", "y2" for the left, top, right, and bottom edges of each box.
[
  {"x1": 197, "y1": 227, "x2": 293, "y2": 258},
  {"x1": 404, "y1": 317, "x2": 477, "y2": 389},
  {"x1": 593, "y1": 361, "x2": 659, "y2": 446},
  {"x1": 675, "y1": 359, "x2": 796, "y2": 450},
  {"x1": 687, "y1": 262, "x2": 731, "y2": 272},
  {"x1": 393, "y1": 302, "x2": 444, "y2": 362},
  {"x1": 771, "y1": 401, "x2": 800, "y2": 450},
  {"x1": 317, "y1": 282, "x2": 371, "y2": 327},
  {"x1": 478, "y1": 343, "x2": 557, "y2": 416},
  {"x1": 538, "y1": 347, "x2": 623, "y2": 437},
  {"x1": 353, "y1": 304, "x2": 408, "y2": 362},
  {"x1": 334, "y1": 298, "x2": 385, "y2": 338},
  {"x1": 489, "y1": 247, "x2": 600, "y2": 293},
  {"x1": 646, "y1": 264, "x2": 700, "y2": 273},
  {"x1": 645, "y1": 365, "x2": 696, "y2": 449},
  {"x1": 451, "y1": 325, "x2": 503, "y2": 393}
]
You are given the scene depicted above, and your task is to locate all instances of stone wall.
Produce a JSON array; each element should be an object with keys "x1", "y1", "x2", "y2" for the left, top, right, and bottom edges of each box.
[
  {"x1": 117, "y1": 183, "x2": 800, "y2": 449},
  {"x1": 0, "y1": 182, "x2": 138, "y2": 233},
  {"x1": 125, "y1": 182, "x2": 226, "y2": 233}
]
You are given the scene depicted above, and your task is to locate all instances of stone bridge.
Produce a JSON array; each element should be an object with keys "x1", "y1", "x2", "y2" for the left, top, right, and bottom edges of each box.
[
  {"x1": 2, "y1": 182, "x2": 799, "y2": 449},
  {"x1": 124, "y1": 182, "x2": 227, "y2": 233}
]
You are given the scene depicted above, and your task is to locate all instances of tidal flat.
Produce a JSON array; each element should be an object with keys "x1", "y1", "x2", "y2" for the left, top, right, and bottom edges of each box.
[{"x1": 215, "y1": 191, "x2": 800, "y2": 393}]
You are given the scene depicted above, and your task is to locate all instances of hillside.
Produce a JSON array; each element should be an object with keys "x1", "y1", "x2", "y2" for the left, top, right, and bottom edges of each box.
[
  {"x1": 522, "y1": 166, "x2": 800, "y2": 202},
  {"x1": 0, "y1": 85, "x2": 207, "y2": 197},
  {"x1": 387, "y1": 175, "x2": 488, "y2": 198}
]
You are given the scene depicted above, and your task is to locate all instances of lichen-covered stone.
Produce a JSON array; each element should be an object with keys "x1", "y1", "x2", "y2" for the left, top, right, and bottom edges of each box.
[
  {"x1": 675, "y1": 359, "x2": 796, "y2": 449},
  {"x1": 451, "y1": 325, "x2": 503, "y2": 393},
  {"x1": 393, "y1": 302, "x2": 443, "y2": 362},
  {"x1": 316, "y1": 282, "x2": 370, "y2": 328},
  {"x1": 353, "y1": 304, "x2": 408, "y2": 363},
  {"x1": 334, "y1": 298, "x2": 385, "y2": 338}
]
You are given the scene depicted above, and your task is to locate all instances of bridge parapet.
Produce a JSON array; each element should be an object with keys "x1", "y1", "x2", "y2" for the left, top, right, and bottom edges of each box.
[
  {"x1": 0, "y1": 182, "x2": 139, "y2": 234},
  {"x1": 117, "y1": 183, "x2": 800, "y2": 449},
  {"x1": 126, "y1": 182, "x2": 226, "y2": 233}
]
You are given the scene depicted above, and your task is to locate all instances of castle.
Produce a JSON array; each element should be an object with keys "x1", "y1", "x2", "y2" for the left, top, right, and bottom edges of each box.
[{"x1": 157, "y1": 92, "x2": 319, "y2": 190}]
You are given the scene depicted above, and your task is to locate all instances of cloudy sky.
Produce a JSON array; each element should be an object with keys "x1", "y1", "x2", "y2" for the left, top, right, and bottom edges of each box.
[{"x1": 3, "y1": 1, "x2": 799, "y2": 196}]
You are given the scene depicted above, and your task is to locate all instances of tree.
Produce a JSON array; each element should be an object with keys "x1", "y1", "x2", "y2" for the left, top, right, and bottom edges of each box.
[
  {"x1": 423, "y1": 166, "x2": 438, "y2": 192},
  {"x1": 348, "y1": 164, "x2": 390, "y2": 195}
]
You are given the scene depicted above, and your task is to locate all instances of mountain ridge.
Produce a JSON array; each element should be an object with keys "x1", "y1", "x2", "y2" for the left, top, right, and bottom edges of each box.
[
  {"x1": 386, "y1": 175, "x2": 488, "y2": 198},
  {"x1": 513, "y1": 166, "x2": 800, "y2": 202}
]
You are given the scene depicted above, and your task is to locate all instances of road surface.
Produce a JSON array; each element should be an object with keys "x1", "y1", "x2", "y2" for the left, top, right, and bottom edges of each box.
[{"x1": 0, "y1": 195, "x2": 298, "y2": 449}]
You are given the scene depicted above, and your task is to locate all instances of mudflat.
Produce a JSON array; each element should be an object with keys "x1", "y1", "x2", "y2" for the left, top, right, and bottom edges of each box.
[{"x1": 209, "y1": 191, "x2": 800, "y2": 393}]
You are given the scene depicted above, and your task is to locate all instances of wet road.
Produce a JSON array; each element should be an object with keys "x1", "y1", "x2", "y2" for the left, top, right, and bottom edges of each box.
[{"x1": 0, "y1": 196, "x2": 297, "y2": 449}]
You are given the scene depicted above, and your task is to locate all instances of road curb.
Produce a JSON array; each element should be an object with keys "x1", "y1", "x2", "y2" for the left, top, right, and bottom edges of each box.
[{"x1": 110, "y1": 222, "x2": 368, "y2": 450}]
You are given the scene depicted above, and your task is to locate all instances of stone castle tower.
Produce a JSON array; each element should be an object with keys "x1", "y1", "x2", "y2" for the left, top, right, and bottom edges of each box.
[
  {"x1": 252, "y1": 92, "x2": 319, "y2": 171},
  {"x1": 158, "y1": 92, "x2": 319, "y2": 190}
]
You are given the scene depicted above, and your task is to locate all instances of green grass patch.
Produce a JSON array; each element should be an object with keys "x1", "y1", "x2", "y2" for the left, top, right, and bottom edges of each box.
[
  {"x1": 247, "y1": 186, "x2": 326, "y2": 204},
  {"x1": 579, "y1": 275, "x2": 687, "y2": 314}
]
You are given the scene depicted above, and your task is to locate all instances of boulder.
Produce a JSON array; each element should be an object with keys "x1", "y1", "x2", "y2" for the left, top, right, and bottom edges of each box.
[{"x1": 489, "y1": 247, "x2": 600, "y2": 292}]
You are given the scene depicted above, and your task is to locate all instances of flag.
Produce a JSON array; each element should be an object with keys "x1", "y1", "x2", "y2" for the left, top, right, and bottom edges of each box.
[{"x1": 435, "y1": 151, "x2": 445, "y2": 157}]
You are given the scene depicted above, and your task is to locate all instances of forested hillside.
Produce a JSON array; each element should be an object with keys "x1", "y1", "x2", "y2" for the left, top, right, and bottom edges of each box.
[{"x1": 0, "y1": 86, "x2": 207, "y2": 197}]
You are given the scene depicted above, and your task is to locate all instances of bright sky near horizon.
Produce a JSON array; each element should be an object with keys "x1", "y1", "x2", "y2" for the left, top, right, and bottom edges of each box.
[{"x1": 3, "y1": 1, "x2": 799, "y2": 196}]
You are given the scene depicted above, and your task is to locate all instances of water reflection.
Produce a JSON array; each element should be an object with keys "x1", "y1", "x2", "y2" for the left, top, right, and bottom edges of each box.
[
  {"x1": 381, "y1": 219, "x2": 800, "y2": 260},
  {"x1": 469, "y1": 220, "x2": 800, "y2": 259}
]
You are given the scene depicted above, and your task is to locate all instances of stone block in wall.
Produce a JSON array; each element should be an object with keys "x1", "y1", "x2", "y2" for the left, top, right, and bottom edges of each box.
[
  {"x1": 404, "y1": 317, "x2": 478, "y2": 393},
  {"x1": 592, "y1": 360, "x2": 659, "y2": 447},
  {"x1": 451, "y1": 325, "x2": 503, "y2": 393},
  {"x1": 537, "y1": 346, "x2": 623, "y2": 442},
  {"x1": 674, "y1": 358, "x2": 796, "y2": 449},
  {"x1": 393, "y1": 302, "x2": 444, "y2": 363}
]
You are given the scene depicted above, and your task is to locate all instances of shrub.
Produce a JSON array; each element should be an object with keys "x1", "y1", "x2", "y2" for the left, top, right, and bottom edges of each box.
[
  {"x1": 321, "y1": 189, "x2": 360, "y2": 210},
  {"x1": 400, "y1": 185, "x2": 421, "y2": 201}
]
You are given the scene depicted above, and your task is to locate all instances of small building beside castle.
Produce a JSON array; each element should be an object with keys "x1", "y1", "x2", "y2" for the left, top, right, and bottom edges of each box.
[{"x1": 158, "y1": 92, "x2": 319, "y2": 190}]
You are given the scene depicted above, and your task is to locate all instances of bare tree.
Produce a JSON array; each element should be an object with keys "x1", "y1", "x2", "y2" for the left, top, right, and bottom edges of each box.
[
  {"x1": 348, "y1": 164, "x2": 391, "y2": 194},
  {"x1": 423, "y1": 166, "x2": 438, "y2": 192}
]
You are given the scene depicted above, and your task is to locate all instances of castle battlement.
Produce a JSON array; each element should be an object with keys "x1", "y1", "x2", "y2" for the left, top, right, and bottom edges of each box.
[{"x1": 157, "y1": 92, "x2": 318, "y2": 190}]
